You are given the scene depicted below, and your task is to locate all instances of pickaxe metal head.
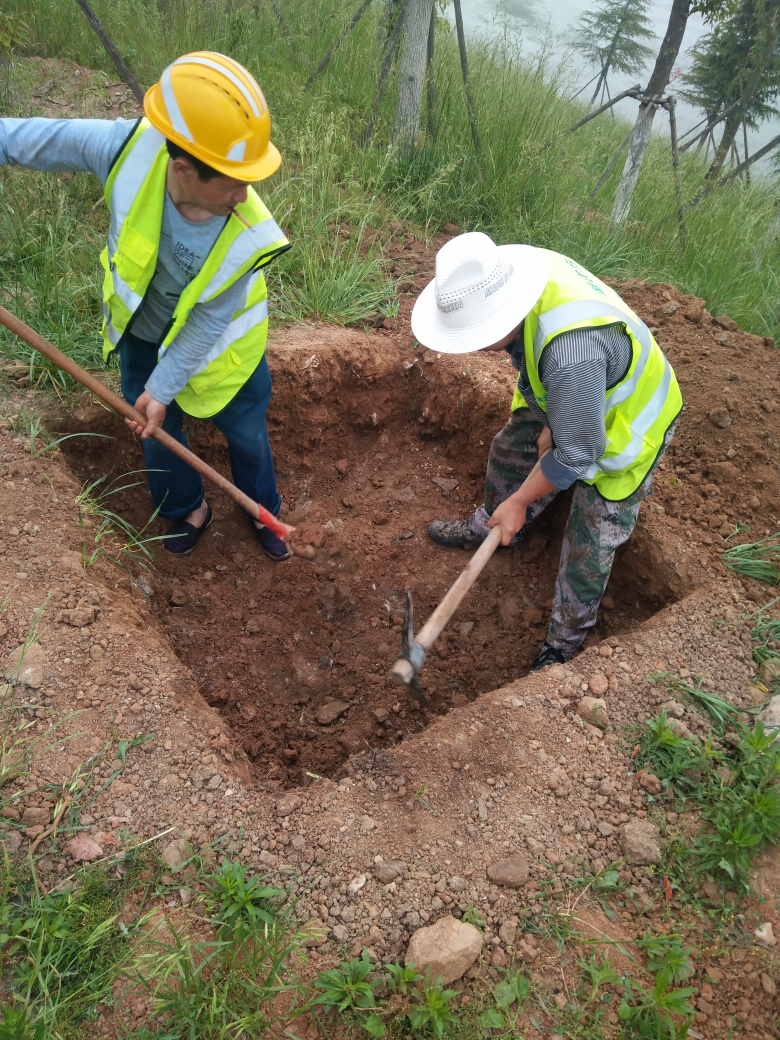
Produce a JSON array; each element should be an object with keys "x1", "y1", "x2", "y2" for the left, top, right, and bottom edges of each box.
[{"x1": 389, "y1": 589, "x2": 428, "y2": 706}]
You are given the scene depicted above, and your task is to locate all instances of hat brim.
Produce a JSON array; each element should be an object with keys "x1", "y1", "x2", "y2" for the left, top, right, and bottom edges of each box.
[{"x1": 411, "y1": 244, "x2": 549, "y2": 355}]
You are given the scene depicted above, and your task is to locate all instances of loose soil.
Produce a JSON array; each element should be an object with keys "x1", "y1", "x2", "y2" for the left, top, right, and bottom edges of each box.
[{"x1": 0, "y1": 75, "x2": 778, "y2": 1032}]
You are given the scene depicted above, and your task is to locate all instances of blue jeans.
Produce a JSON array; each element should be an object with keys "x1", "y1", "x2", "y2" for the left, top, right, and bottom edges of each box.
[{"x1": 119, "y1": 333, "x2": 281, "y2": 523}]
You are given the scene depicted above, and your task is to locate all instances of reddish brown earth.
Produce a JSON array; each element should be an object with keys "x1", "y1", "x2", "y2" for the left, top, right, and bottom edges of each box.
[
  {"x1": 57, "y1": 247, "x2": 780, "y2": 791},
  {"x1": 0, "y1": 72, "x2": 778, "y2": 1030}
]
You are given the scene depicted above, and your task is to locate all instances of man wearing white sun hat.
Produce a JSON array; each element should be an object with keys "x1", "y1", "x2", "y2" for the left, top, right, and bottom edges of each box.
[{"x1": 412, "y1": 232, "x2": 682, "y2": 671}]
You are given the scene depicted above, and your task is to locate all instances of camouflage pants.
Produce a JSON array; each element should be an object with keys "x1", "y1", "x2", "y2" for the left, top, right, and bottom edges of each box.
[{"x1": 469, "y1": 410, "x2": 675, "y2": 654}]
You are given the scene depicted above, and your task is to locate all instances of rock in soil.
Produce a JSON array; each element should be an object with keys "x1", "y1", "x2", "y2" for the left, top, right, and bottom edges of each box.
[
  {"x1": 405, "y1": 915, "x2": 483, "y2": 984},
  {"x1": 486, "y1": 854, "x2": 530, "y2": 888},
  {"x1": 621, "y1": 819, "x2": 662, "y2": 865}
]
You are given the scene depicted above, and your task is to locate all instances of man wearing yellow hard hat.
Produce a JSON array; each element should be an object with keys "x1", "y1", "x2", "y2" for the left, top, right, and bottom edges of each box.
[{"x1": 0, "y1": 52, "x2": 293, "y2": 559}]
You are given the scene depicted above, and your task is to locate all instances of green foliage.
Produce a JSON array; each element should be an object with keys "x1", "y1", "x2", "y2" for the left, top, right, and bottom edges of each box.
[
  {"x1": 460, "y1": 902, "x2": 485, "y2": 931},
  {"x1": 202, "y1": 859, "x2": 286, "y2": 937},
  {"x1": 407, "y1": 976, "x2": 459, "y2": 1038},
  {"x1": 618, "y1": 975, "x2": 696, "y2": 1039},
  {"x1": 0, "y1": 1005, "x2": 45, "y2": 1040},
  {"x1": 575, "y1": 0, "x2": 655, "y2": 104},
  {"x1": 478, "y1": 971, "x2": 530, "y2": 1030},
  {"x1": 680, "y1": 0, "x2": 780, "y2": 131},
  {"x1": 73, "y1": 469, "x2": 167, "y2": 573},
  {"x1": 723, "y1": 531, "x2": 780, "y2": 585},
  {"x1": 653, "y1": 672, "x2": 751, "y2": 735},
  {"x1": 385, "y1": 959, "x2": 423, "y2": 997},
  {"x1": 312, "y1": 949, "x2": 382, "y2": 1016},
  {"x1": 0, "y1": 12, "x2": 29, "y2": 57},
  {"x1": 122, "y1": 905, "x2": 306, "y2": 1039},
  {"x1": 637, "y1": 934, "x2": 694, "y2": 990},
  {"x1": 0, "y1": 862, "x2": 137, "y2": 1035},
  {"x1": 635, "y1": 704, "x2": 780, "y2": 891},
  {"x1": 578, "y1": 954, "x2": 618, "y2": 1002}
]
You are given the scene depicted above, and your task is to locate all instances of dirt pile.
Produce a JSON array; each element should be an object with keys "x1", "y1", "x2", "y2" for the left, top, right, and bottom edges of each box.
[{"x1": 1, "y1": 237, "x2": 780, "y2": 1034}]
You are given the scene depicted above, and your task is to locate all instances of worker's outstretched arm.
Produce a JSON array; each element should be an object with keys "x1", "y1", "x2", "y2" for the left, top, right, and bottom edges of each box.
[{"x1": 0, "y1": 117, "x2": 138, "y2": 183}]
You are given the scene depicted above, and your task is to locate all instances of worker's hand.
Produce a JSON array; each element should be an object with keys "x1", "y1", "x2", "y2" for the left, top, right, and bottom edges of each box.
[
  {"x1": 126, "y1": 391, "x2": 166, "y2": 439},
  {"x1": 488, "y1": 494, "x2": 528, "y2": 546},
  {"x1": 537, "y1": 425, "x2": 553, "y2": 458}
]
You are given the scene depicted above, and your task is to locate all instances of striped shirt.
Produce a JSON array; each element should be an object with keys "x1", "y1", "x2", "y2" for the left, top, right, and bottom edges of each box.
[{"x1": 508, "y1": 324, "x2": 633, "y2": 490}]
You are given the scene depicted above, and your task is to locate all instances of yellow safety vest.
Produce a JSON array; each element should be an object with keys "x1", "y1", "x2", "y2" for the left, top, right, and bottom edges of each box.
[
  {"x1": 100, "y1": 118, "x2": 290, "y2": 418},
  {"x1": 511, "y1": 250, "x2": 682, "y2": 501}
]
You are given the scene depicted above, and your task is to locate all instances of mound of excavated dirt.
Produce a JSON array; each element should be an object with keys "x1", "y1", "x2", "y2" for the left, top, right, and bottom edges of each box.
[{"x1": 1, "y1": 239, "x2": 779, "y2": 1035}]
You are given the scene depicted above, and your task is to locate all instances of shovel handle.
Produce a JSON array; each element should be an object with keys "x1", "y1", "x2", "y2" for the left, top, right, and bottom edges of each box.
[{"x1": 0, "y1": 306, "x2": 293, "y2": 541}]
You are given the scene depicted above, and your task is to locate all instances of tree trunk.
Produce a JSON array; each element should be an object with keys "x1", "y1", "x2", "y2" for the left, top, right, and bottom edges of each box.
[
  {"x1": 611, "y1": 0, "x2": 691, "y2": 225},
  {"x1": 426, "y1": 2, "x2": 436, "y2": 137},
  {"x1": 393, "y1": 0, "x2": 435, "y2": 155}
]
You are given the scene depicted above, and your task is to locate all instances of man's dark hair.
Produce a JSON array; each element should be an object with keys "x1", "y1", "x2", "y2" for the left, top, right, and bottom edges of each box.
[{"x1": 165, "y1": 139, "x2": 223, "y2": 181}]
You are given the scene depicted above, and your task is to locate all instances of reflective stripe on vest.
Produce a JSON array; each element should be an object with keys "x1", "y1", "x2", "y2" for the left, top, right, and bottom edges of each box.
[
  {"x1": 511, "y1": 250, "x2": 682, "y2": 501},
  {"x1": 100, "y1": 119, "x2": 289, "y2": 418}
]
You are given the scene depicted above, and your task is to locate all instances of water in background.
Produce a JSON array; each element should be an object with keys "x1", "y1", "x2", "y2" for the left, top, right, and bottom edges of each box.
[{"x1": 452, "y1": 0, "x2": 778, "y2": 171}]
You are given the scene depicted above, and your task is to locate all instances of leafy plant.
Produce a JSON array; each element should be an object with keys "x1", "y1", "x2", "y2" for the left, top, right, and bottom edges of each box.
[
  {"x1": 312, "y1": 949, "x2": 383, "y2": 1030},
  {"x1": 461, "y1": 902, "x2": 485, "y2": 931},
  {"x1": 578, "y1": 954, "x2": 618, "y2": 1003},
  {"x1": 479, "y1": 970, "x2": 530, "y2": 1030},
  {"x1": 385, "y1": 959, "x2": 423, "y2": 997},
  {"x1": 618, "y1": 975, "x2": 696, "y2": 1039},
  {"x1": 638, "y1": 934, "x2": 694, "y2": 990},
  {"x1": 0, "y1": 12, "x2": 29, "y2": 58},
  {"x1": 407, "y1": 976, "x2": 459, "y2": 1037},
  {"x1": 202, "y1": 859, "x2": 285, "y2": 937}
]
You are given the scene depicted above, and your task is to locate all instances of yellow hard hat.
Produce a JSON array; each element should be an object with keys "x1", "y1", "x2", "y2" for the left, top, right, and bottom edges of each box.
[{"x1": 144, "y1": 51, "x2": 281, "y2": 181}]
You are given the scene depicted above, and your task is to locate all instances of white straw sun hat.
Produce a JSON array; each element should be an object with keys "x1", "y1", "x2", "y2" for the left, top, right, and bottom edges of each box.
[{"x1": 411, "y1": 232, "x2": 550, "y2": 354}]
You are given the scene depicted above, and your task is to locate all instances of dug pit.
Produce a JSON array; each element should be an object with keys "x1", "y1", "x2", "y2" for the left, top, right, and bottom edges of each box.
[{"x1": 59, "y1": 324, "x2": 687, "y2": 787}]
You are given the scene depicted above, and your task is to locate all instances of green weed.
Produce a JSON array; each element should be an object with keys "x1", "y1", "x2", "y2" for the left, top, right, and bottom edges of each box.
[
  {"x1": 478, "y1": 971, "x2": 529, "y2": 1031},
  {"x1": 407, "y1": 975, "x2": 459, "y2": 1037},
  {"x1": 312, "y1": 949, "x2": 385, "y2": 1035},
  {"x1": 617, "y1": 975, "x2": 696, "y2": 1039},
  {"x1": 723, "y1": 532, "x2": 780, "y2": 585},
  {"x1": 635, "y1": 705, "x2": 780, "y2": 891},
  {"x1": 74, "y1": 470, "x2": 167, "y2": 573},
  {"x1": 385, "y1": 960, "x2": 423, "y2": 997},
  {"x1": 203, "y1": 859, "x2": 286, "y2": 938}
]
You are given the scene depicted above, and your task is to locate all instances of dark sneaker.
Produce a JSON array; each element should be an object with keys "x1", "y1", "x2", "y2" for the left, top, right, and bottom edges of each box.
[
  {"x1": 530, "y1": 641, "x2": 570, "y2": 672},
  {"x1": 427, "y1": 519, "x2": 486, "y2": 547},
  {"x1": 163, "y1": 504, "x2": 213, "y2": 557},
  {"x1": 255, "y1": 523, "x2": 293, "y2": 561}
]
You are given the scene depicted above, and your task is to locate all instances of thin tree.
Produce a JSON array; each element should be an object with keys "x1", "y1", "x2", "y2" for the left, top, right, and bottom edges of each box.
[
  {"x1": 700, "y1": 0, "x2": 780, "y2": 190},
  {"x1": 574, "y1": 0, "x2": 655, "y2": 108},
  {"x1": 680, "y1": 1, "x2": 780, "y2": 164},
  {"x1": 393, "y1": 0, "x2": 436, "y2": 154},
  {"x1": 611, "y1": 0, "x2": 736, "y2": 226}
]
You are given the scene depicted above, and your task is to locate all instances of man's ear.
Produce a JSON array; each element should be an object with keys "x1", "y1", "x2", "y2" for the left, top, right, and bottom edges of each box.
[{"x1": 170, "y1": 156, "x2": 194, "y2": 180}]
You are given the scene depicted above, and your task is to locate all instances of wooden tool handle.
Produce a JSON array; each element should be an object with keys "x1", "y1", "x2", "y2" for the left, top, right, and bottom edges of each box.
[
  {"x1": 389, "y1": 450, "x2": 551, "y2": 686},
  {"x1": 0, "y1": 306, "x2": 293, "y2": 541}
]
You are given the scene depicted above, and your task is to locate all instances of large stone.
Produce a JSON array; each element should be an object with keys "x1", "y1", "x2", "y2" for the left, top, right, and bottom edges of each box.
[
  {"x1": 708, "y1": 407, "x2": 731, "y2": 429},
  {"x1": 487, "y1": 854, "x2": 529, "y2": 888},
  {"x1": 276, "y1": 793, "x2": 301, "y2": 817},
  {"x1": 375, "y1": 859, "x2": 404, "y2": 884},
  {"x1": 161, "y1": 838, "x2": 190, "y2": 871},
  {"x1": 315, "y1": 700, "x2": 349, "y2": 725},
  {"x1": 759, "y1": 695, "x2": 780, "y2": 740},
  {"x1": 405, "y1": 915, "x2": 483, "y2": 984},
  {"x1": 4, "y1": 643, "x2": 46, "y2": 689},
  {"x1": 576, "y1": 697, "x2": 610, "y2": 729},
  {"x1": 21, "y1": 806, "x2": 50, "y2": 827},
  {"x1": 621, "y1": 819, "x2": 661, "y2": 865},
  {"x1": 588, "y1": 673, "x2": 609, "y2": 697}
]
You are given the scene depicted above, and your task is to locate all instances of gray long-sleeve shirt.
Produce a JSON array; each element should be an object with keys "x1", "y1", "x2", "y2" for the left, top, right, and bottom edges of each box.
[
  {"x1": 509, "y1": 324, "x2": 634, "y2": 490},
  {"x1": 0, "y1": 117, "x2": 254, "y2": 404}
]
